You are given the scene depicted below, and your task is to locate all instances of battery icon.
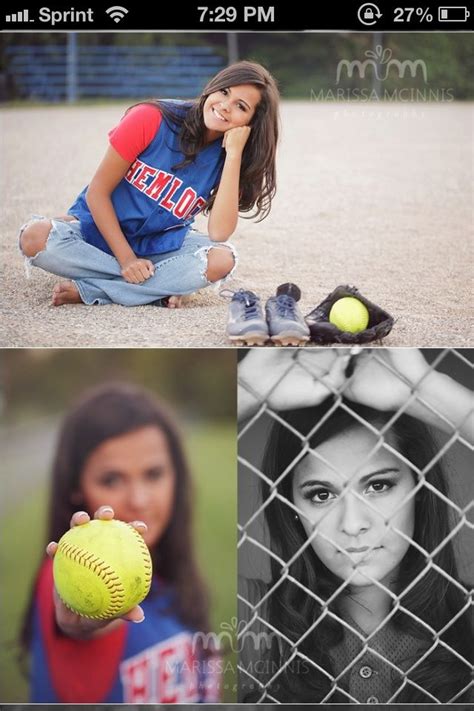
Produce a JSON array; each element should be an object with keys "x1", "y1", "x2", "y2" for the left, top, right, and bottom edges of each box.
[{"x1": 438, "y1": 6, "x2": 470, "y2": 21}]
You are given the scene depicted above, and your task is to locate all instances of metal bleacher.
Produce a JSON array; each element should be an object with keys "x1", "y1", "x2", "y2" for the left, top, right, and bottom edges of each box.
[{"x1": 6, "y1": 44, "x2": 226, "y2": 101}]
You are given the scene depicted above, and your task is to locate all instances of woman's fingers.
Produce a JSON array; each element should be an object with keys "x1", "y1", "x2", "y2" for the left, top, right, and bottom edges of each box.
[
  {"x1": 144, "y1": 260, "x2": 154, "y2": 277},
  {"x1": 121, "y1": 258, "x2": 155, "y2": 284},
  {"x1": 70, "y1": 510, "x2": 90, "y2": 527},
  {"x1": 122, "y1": 605, "x2": 145, "y2": 623},
  {"x1": 93, "y1": 505, "x2": 115, "y2": 520},
  {"x1": 130, "y1": 520, "x2": 148, "y2": 536},
  {"x1": 384, "y1": 348, "x2": 431, "y2": 384},
  {"x1": 46, "y1": 541, "x2": 58, "y2": 558},
  {"x1": 136, "y1": 265, "x2": 148, "y2": 281},
  {"x1": 298, "y1": 349, "x2": 340, "y2": 379},
  {"x1": 223, "y1": 126, "x2": 252, "y2": 155},
  {"x1": 324, "y1": 351, "x2": 354, "y2": 390}
]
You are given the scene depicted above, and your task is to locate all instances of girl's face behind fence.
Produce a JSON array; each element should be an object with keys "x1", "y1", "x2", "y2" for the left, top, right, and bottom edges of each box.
[
  {"x1": 74, "y1": 425, "x2": 176, "y2": 548},
  {"x1": 292, "y1": 426, "x2": 416, "y2": 588}
]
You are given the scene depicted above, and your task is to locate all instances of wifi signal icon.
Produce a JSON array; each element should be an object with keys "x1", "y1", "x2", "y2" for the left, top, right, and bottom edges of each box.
[{"x1": 106, "y1": 5, "x2": 129, "y2": 22}]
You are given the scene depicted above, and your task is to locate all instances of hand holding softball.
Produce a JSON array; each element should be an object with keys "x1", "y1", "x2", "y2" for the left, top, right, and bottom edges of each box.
[
  {"x1": 222, "y1": 125, "x2": 252, "y2": 157},
  {"x1": 47, "y1": 506, "x2": 150, "y2": 639}
]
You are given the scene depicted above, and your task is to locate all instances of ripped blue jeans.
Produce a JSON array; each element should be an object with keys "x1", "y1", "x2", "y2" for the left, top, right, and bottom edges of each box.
[{"x1": 20, "y1": 217, "x2": 237, "y2": 306}]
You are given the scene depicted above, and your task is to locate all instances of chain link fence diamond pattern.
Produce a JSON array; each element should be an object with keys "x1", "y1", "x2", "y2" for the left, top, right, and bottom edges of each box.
[{"x1": 238, "y1": 349, "x2": 473, "y2": 704}]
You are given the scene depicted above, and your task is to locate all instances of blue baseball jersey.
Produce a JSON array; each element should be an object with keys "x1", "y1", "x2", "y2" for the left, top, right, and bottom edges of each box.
[
  {"x1": 69, "y1": 101, "x2": 225, "y2": 257},
  {"x1": 30, "y1": 559, "x2": 220, "y2": 703}
]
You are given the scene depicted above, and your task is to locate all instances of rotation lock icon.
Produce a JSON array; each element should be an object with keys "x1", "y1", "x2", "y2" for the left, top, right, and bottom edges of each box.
[{"x1": 358, "y1": 3, "x2": 383, "y2": 25}]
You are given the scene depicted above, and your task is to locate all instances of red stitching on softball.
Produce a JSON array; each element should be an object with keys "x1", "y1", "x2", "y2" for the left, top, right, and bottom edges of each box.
[{"x1": 57, "y1": 541, "x2": 125, "y2": 618}]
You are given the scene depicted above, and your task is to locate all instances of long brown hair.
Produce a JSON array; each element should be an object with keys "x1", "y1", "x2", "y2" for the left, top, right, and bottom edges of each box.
[
  {"x1": 20, "y1": 382, "x2": 210, "y2": 656},
  {"x1": 255, "y1": 401, "x2": 473, "y2": 703},
  {"x1": 132, "y1": 60, "x2": 280, "y2": 221}
]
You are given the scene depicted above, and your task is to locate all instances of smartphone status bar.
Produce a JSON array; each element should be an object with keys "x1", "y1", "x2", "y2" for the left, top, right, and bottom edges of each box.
[{"x1": 2, "y1": 1, "x2": 473, "y2": 31}]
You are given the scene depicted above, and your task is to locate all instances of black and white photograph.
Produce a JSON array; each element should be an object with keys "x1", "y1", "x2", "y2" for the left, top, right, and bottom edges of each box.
[{"x1": 238, "y1": 348, "x2": 473, "y2": 703}]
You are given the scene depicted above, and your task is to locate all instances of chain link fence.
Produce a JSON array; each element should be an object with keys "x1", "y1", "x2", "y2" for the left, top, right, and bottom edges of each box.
[{"x1": 238, "y1": 348, "x2": 473, "y2": 704}]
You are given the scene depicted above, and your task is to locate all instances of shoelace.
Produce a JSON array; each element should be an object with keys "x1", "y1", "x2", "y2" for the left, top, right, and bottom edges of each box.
[
  {"x1": 274, "y1": 294, "x2": 297, "y2": 318},
  {"x1": 220, "y1": 288, "x2": 261, "y2": 320},
  {"x1": 236, "y1": 291, "x2": 261, "y2": 320}
]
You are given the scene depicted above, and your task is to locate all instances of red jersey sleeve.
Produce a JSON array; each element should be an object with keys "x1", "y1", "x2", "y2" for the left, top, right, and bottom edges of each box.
[
  {"x1": 108, "y1": 103, "x2": 163, "y2": 163},
  {"x1": 36, "y1": 557, "x2": 127, "y2": 702}
]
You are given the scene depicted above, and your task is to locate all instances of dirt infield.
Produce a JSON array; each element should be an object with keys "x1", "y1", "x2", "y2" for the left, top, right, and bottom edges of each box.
[{"x1": 1, "y1": 101, "x2": 472, "y2": 347}]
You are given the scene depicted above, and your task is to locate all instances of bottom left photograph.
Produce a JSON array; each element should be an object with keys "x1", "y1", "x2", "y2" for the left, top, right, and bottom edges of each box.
[{"x1": 0, "y1": 348, "x2": 237, "y2": 704}]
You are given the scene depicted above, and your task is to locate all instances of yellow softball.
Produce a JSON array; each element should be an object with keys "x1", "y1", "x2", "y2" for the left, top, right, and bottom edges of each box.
[
  {"x1": 329, "y1": 296, "x2": 370, "y2": 333},
  {"x1": 53, "y1": 518, "x2": 153, "y2": 619}
]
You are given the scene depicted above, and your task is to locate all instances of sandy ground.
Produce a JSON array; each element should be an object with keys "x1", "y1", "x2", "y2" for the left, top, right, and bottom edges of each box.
[{"x1": 1, "y1": 101, "x2": 473, "y2": 348}]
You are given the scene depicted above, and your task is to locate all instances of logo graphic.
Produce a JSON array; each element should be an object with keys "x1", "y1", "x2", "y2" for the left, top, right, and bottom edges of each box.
[
  {"x1": 336, "y1": 45, "x2": 428, "y2": 84},
  {"x1": 106, "y1": 5, "x2": 129, "y2": 22},
  {"x1": 192, "y1": 616, "x2": 277, "y2": 654}
]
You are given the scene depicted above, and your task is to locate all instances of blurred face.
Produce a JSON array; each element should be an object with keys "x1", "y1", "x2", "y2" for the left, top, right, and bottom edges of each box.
[
  {"x1": 75, "y1": 426, "x2": 176, "y2": 548},
  {"x1": 203, "y1": 83, "x2": 261, "y2": 141},
  {"x1": 292, "y1": 426, "x2": 416, "y2": 588}
]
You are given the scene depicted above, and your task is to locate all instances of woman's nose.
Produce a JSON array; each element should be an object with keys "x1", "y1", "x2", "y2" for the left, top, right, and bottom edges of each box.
[
  {"x1": 339, "y1": 491, "x2": 371, "y2": 537},
  {"x1": 128, "y1": 484, "x2": 149, "y2": 509}
]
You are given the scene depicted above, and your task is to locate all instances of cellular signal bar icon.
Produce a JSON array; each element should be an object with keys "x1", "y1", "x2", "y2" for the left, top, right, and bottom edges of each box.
[{"x1": 5, "y1": 8, "x2": 30, "y2": 21}]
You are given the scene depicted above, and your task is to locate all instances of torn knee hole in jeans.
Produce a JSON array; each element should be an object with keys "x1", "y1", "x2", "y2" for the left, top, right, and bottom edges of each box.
[
  {"x1": 18, "y1": 216, "x2": 51, "y2": 278},
  {"x1": 195, "y1": 243, "x2": 238, "y2": 288}
]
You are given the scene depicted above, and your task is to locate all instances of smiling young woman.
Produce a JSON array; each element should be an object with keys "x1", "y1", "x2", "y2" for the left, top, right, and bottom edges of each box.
[{"x1": 18, "y1": 61, "x2": 280, "y2": 312}]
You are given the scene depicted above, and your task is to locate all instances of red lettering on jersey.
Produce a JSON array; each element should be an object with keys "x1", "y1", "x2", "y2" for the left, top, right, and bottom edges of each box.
[
  {"x1": 174, "y1": 188, "x2": 197, "y2": 219},
  {"x1": 133, "y1": 165, "x2": 158, "y2": 192},
  {"x1": 185, "y1": 196, "x2": 207, "y2": 219},
  {"x1": 145, "y1": 171, "x2": 173, "y2": 200},
  {"x1": 125, "y1": 159, "x2": 143, "y2": 182},
  {"x1": 132, "y1": 165, "x2": 154, "y2": 191},
  {"x1": 120, "y1": 632, "x2": 205, "y2": 702},
  {"x1": 160, "y1": 178, "x2": 183, "y2": 210},
  {"x1": 158, "y1": 645, "x2": 178, "y2": 703},
  {"x1": 122, "y1": 656, "x2": 151, "y2": 703}
]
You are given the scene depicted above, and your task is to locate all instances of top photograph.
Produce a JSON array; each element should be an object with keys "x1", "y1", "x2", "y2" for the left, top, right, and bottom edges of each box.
[{"x1": 2, "y1": 31, "x2": 472, "y2": 348}]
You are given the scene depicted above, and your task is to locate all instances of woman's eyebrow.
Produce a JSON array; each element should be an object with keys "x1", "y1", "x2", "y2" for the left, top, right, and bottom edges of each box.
[
  {"x1": 299, "y1": 478, "x2": 336, "y2": 490},
  {"x1": 359, "y1": 467, "x2": 401, "y2": 484},
  {"x1": 228, "y1": 88, "x2": 251, "y2": 109},
  {"x1": 299, "y1": 467, "x2": 401, "y2": 490}
]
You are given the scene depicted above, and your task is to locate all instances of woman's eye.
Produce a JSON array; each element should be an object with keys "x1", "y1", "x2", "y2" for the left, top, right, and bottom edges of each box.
[
  {"x1": 98, "y1": 473, "x2": 121, "y2": 487},
  {"x1": 146, "y1": 468, "x2": 164, "y2": 481},
  {"x1": 221, "y1": 88, "x2": 228, "y2": 95},
  {"x1": 368, "y1": 481, "x2": 392, "y2": 494},
  {"x1": 305, "y1": 489, "x2": 335, "y2": 505}
]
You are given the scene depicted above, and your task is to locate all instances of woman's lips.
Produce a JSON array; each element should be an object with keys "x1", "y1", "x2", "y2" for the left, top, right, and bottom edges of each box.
[{"x1": 212, "y1": 107, "x2": 228, "y2": 122}]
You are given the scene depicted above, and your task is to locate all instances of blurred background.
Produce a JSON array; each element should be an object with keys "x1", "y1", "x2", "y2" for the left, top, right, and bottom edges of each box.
[
  {"x1": 0, "y1": 348, "x2": 237, "y2": 702},
  {"x1": 0, "y1": 32, "x2": 472, "y2": 102}
]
